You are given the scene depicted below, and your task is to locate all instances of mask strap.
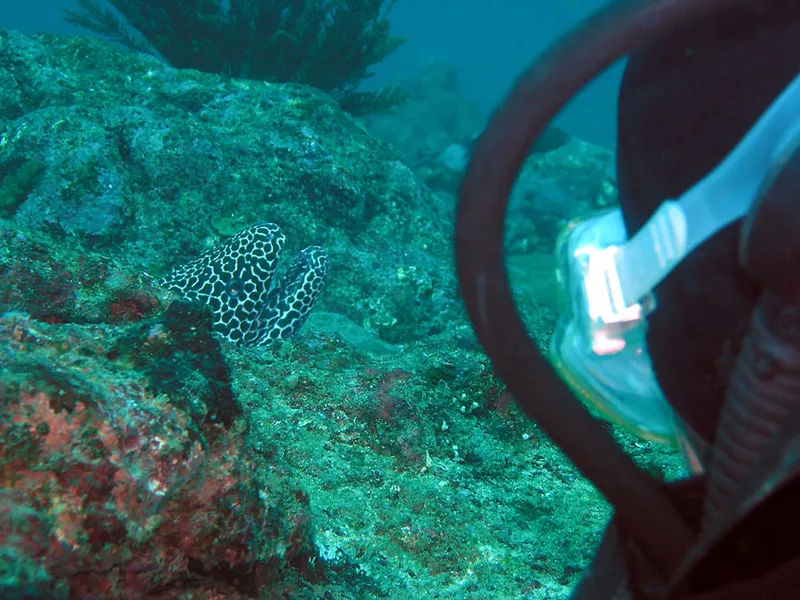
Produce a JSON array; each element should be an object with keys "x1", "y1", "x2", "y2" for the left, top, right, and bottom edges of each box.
[{"x1": 615, "y1": 73, "x2": 800, "y2": 308}]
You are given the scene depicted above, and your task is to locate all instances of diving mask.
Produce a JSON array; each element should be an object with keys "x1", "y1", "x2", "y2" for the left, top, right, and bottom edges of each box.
[{"x1": 548, "y1": 72, "x2": 800, "y2": 447}]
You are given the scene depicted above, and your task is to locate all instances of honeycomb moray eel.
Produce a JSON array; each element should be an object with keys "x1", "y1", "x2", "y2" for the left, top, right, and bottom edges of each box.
[{"x1": 154, "y1": 222, "x2": 329, "y2": 346}]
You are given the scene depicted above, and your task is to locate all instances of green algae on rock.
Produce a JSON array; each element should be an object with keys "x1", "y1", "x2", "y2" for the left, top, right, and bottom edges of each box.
[{"x1": 0, "y1": 28, "x2": 458, "y2": 344}]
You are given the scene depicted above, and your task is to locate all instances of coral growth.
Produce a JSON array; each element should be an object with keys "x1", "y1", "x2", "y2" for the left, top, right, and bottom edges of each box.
[{"x1": 0, "y1": 313, "x2": 313, "y2": 597}]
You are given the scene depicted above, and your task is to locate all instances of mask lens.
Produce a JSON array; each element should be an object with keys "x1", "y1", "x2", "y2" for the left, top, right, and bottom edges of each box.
[{"x1": 548, "y1": 212, "x2": 682, "y2": 447}]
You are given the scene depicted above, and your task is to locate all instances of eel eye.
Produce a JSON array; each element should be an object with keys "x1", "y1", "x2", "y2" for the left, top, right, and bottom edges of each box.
[{"x1": 226, "y1": 277, "x2": 244, "y2": 297}]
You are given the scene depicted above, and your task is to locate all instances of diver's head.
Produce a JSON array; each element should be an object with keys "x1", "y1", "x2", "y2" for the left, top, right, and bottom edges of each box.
[
  {"x1": 545, "y1": 3, "x2": 800, "y2": 463},
  {"x1": 615, "y1": 2, "x2": 800, "y2": 446}
]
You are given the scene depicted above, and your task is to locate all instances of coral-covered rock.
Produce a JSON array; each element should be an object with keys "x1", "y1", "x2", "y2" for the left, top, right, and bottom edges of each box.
[
  {"x1": 0, "y1": 28, "x2": 457, "y2": 344},
  {"x1": 0, "y1": 313, "x2": 312, "y2": 598},
  {"x1": 0, "y1": 222, "x2": 162, "y2": 327}
]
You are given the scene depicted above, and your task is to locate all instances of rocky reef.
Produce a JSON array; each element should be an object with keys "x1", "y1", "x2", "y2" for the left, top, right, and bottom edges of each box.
[
  {"x1": 0, "y1": 29, "x2": 685, "y2": 599},
  {"x1": 361, "y1": 62, "x2": 618, "y2": 253}
]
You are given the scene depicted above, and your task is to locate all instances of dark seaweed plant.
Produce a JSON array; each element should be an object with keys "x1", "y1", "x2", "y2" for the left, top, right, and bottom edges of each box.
[{"x1": 64, "y1": 0, "x2": 408, "y2": 115}]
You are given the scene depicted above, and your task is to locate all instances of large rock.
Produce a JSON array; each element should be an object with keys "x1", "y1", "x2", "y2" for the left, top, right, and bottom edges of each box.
[
  {"x1": 0, "y1": 311, "x2": 313, "y2": 598},
  {"x1": 0, "y1": 29, "x2": 458, "y2": 344}
]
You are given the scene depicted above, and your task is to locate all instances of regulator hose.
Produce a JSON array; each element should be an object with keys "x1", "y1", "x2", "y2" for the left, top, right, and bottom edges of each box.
[{"x1": 455, "y1": 0, "x2": 755, "y2": 579}]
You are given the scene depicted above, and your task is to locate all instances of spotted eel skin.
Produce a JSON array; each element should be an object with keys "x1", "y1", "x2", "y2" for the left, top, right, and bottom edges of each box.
[{"x1": 154, "y1": 222, "x2": 329, "y2": 346}]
